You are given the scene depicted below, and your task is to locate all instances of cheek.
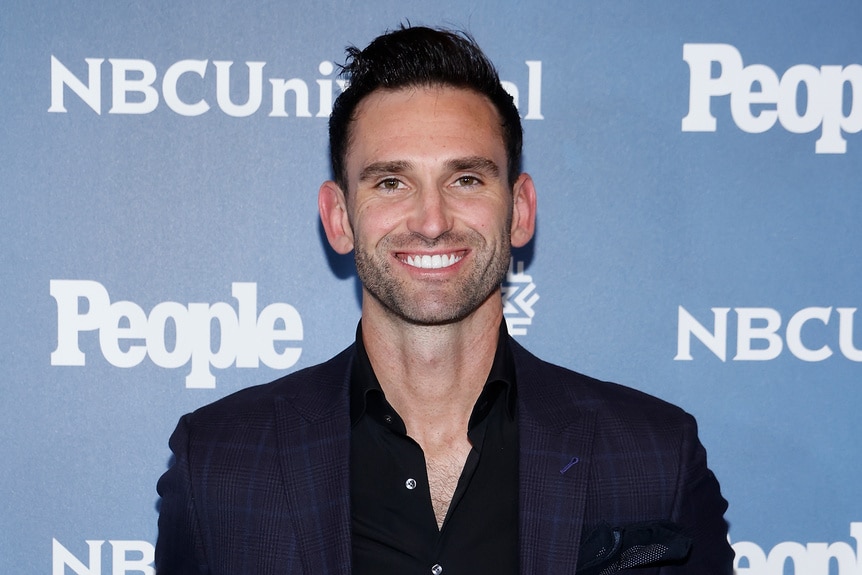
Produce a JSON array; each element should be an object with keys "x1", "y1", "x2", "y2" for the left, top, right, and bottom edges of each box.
[
  {"x1": 461, "y1": 203, "x2": 511, "y2": 235},
  {"x1": 353, "y1": 207, "x2": 403, "y2": 244}
]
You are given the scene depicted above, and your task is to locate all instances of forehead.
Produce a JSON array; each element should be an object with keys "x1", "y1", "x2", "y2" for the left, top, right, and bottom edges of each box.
[{"x1": 345, "y1": 85, "x2": 506, "y2": 174}]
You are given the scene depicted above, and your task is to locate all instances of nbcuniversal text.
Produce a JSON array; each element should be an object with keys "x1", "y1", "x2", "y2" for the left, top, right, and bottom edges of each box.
[
  {"x1": 676, "y1": 306, "x2": 862, "y2": 362},
  {"x1": 48, "y1": 57, "x2": 544, "y2": 120}
]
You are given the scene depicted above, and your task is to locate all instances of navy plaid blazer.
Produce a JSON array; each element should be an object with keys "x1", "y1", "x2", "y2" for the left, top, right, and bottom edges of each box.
[{"x1": 156, "y1": 338, "x2": 732, "y2": 574}]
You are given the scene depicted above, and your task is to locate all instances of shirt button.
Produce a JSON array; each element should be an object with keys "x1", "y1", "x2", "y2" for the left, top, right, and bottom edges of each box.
[
  {"x1": 405, "y1": 478, "x2": 417, "y2": 490},
  {"x1": 431, "y1": 564, "x2": 443, "y2": 575},
  {"x1": 383, "y1": 414, "x2": 393, "y2": 424}
]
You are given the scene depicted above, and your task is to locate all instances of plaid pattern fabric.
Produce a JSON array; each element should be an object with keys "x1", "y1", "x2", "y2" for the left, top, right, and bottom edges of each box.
[
  {"x1": 156, "y1": 341, "x2": 731, "y2": 574},
  {"x1": 512, "y1": 339, "x2": 732, "y2": 574},
  {"x1": 156, "y1": 347, "x2": 354, "y2": 575}
]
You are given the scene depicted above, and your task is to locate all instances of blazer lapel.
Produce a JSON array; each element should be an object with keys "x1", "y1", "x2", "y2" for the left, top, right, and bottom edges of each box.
[
  {"x1": 274, "y1": 347, "x2": 354, "y2": 575},
  {"x1": 514, "y1": 341, "x2": 598, "y2": 575}
]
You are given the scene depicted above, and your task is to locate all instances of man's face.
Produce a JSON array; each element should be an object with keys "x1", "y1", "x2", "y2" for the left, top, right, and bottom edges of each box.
[{"x1": 333, "y1": 85, "x2": 533, "y2": 325}]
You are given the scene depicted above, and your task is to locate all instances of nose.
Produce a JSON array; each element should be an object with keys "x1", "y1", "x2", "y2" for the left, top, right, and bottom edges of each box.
[{"x1": 406, "y1": 186, "x2": 453, "y2": 240}]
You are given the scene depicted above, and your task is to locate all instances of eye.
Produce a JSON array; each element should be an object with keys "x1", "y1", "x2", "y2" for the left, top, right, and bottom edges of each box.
[
  {"x1": 454, "y1": 175, "x2": 481, "y2": 187},
  {"x1": 376, "y1": 177, "x2": 405, "y2": 191}
]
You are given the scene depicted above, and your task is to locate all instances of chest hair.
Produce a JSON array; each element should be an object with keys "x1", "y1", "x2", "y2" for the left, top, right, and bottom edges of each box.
[{"x1": 424, "y1": 440, "x2": 472, "y2": 529}]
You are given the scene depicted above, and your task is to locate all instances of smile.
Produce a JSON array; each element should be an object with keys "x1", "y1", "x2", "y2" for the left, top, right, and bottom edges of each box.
[{"x1": 401, "y1": 253, "x2": 464, "y2": 269}]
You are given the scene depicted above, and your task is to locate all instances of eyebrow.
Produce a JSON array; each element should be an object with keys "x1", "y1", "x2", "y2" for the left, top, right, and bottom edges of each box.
[
  {"x1": 358, "y1": 160, "x2": 414, "y2": 183},
  {"x1": 445, "y1": 156, "x2": 500, "y2": 178},
  {"x1": 357, "y1": 156, "x2": 501, "y2": 182}
]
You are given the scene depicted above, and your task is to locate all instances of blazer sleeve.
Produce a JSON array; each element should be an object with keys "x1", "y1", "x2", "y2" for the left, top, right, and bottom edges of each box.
[
  {"x1": 155, "y1": 414, "x2": 210, "y2": 575},
  {"x1": 668, "y1": 415, "x2": 733, "y2": 574}
]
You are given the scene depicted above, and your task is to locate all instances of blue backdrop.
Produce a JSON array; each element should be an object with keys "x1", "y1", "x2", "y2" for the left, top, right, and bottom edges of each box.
[{"x1": 3, "y1": 1, "x2": 860, "y2": 573}]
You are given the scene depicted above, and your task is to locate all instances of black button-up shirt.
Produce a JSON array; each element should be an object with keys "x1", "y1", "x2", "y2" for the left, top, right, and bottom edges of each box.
[{"x1": 350, "y1": 321, "x2": 519, "y2": 575}]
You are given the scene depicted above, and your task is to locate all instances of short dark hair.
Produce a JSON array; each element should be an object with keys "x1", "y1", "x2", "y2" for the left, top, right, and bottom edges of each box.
[{"x1": 328, "y1": 25, "x2": 523, "y2": 190}]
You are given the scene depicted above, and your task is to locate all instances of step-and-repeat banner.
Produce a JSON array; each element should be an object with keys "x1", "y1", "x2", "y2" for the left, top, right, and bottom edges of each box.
[{"x1": 3, "y1": 1, "x2": 860, "y2": 573}]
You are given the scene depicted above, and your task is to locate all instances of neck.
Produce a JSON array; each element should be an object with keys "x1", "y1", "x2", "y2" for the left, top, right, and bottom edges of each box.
[{"x1": 360, "y1": 293, "x2": 503, "y2": 437}]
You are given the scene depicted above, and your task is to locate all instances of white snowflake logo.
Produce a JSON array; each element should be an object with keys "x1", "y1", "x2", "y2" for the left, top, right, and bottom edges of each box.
[{"x1": 501, "y1": 259, "x2": 539, "y2": 336}]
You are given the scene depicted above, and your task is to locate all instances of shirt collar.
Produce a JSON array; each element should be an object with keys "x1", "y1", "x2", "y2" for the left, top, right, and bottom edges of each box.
[{"x1": 349, "y1": 320, "x2": 517, "y2": 427}]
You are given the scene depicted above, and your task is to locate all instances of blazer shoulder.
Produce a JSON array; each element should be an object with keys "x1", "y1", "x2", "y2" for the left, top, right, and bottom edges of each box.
[
  {"x1": 510, "y1": 338, "x2": 693, "y2": 429},
  {"x1": 183, "y1": 344, "x2": 355, "y2": 428}
]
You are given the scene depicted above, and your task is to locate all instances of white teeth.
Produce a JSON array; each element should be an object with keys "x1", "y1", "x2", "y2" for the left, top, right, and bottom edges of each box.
[{"x1": 405, "y1": 253, "x2": 462, "y2": 269}]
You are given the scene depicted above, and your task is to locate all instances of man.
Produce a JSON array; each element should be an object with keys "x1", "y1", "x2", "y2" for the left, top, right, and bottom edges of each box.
[{"x1": 156, "y1": 26, "x2": 732, "y2": 574}]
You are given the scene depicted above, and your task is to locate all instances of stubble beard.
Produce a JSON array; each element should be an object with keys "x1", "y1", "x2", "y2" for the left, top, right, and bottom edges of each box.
[{"x1": 354, "y1": 229, "x2": 512, "y2": 326}]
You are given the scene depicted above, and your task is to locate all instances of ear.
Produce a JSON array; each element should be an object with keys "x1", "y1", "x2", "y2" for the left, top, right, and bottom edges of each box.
[
  {"x1": 510, "y1": 173, "x2": 537, "y2": 248},
  {"x1": 318, "y1": 180, "x2": 355, "y2": 254}
]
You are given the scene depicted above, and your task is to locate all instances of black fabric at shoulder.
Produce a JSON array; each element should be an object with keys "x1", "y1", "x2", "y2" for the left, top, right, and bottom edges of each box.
[
  {"x1": 509, "y1": 336, "x2": 693, "y2": 433},
  {"x1": 184, "y1": 344, "x2": 356, "y2": 427}
]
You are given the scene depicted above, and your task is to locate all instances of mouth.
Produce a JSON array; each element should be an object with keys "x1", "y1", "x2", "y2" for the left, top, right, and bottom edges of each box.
[{"x1": 398, "y1": 252, "x2": 465, "y2": 269}]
